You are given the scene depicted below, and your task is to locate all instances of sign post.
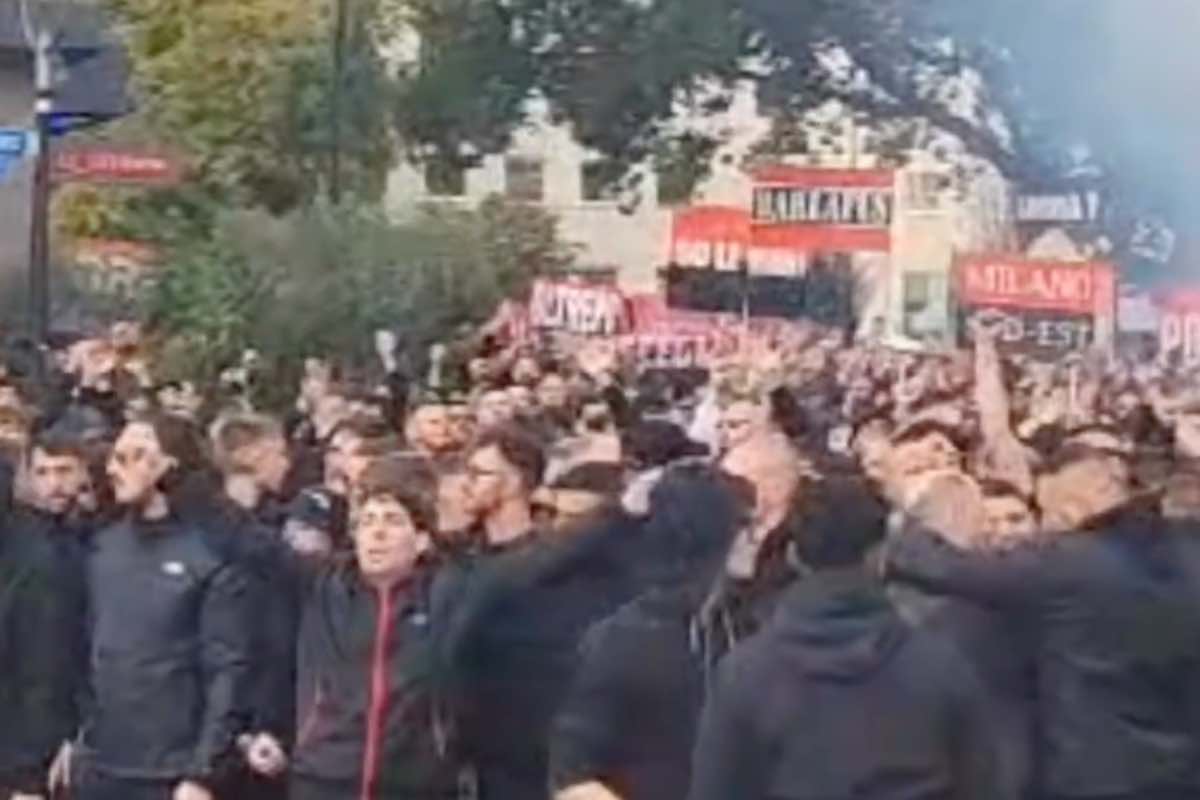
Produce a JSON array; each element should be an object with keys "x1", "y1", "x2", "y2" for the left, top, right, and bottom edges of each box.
[{"x1": 29, "y1": 30, "x2": 55, "y2": 344}]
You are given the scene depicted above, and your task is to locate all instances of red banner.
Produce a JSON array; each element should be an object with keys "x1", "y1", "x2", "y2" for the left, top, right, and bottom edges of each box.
[
  {"x1": 670, "y1": 206, "x2": 749, "y2": 270},
  {"x1": 956, "y1": 257, "x2": 1116, "y2": 316},
  {"x1": 54, "y1": 148, "x2": 184, "y2": 185},
  {"x1": 750, "y1": 166, "x2": 894, "y2": 253}
]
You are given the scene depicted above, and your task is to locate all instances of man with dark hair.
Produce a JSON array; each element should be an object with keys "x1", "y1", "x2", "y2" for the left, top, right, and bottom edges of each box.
[
  {"x1": 442, "y1": 424, "x2": 548, "y2": 799},
  {"x1": 0, "y1": 441, "x2": 86, "y2": 800},
  {"x1": 27, "y1": 428, "x2": 92, "y2": 518},
  {"x1": 67, "y1": 415, "x2": 252, "y2": 800},
  {"x1": 551, "y1": 465, "x2": 747, "y2": 800},
  {"x1": 979, "y1": 479, "x2": 1039, "y2": 550},
  {"x1": 289, "y1": 455, "x2": 456, "y2": 800},
  {"x1": 464, "y1": 425, "x2": 545, "y2": 548},
  {"x1": 533, "y1": 462, "x2": 625, "y2": 535},
  {"x1": 889, "y1": 441, "x2": 1200, "y2": 800},
  {"x1": 691, "y1": 475, "x2": 1003, "y2": 800}
]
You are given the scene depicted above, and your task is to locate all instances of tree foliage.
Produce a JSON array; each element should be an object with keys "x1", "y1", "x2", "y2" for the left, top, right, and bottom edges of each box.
[
  {"x1": 394, "y1": 0, "x2": 1088, "y2": 195},
  {"x1": 141, "y1": 197, "x2": 573, "y2": 398},
  {"x1": 395, "y1": 0, "x2": 749, "y2": 169},
  {"x1": 103, "y1": 0, "x2": 395, "y2": 210}
]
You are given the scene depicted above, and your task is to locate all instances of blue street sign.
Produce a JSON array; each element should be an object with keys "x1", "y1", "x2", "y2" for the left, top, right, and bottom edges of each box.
[
  {"x1": 48, "y1": 113, "x2": 100, "y2": 137},
  {"x1": 0, "y1": 128, "x2": 29, "y2": 158}
]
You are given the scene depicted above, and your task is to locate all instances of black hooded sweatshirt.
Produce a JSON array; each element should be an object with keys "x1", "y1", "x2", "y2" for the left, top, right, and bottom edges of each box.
[
  {"x1": 550, "y1": 467, "x2": 747, "y2": 800},
  {"x1": 550, "y1": 587, "x2": 709, "y2": 800},
  {"x1": 690, "y1": 569, "x2": 1004, "y2": 800}
]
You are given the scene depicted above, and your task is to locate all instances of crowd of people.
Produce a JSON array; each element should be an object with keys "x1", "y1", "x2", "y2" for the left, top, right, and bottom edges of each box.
[{"x1": 1, "y1": 315, "x2": 1200, "y2": 800}]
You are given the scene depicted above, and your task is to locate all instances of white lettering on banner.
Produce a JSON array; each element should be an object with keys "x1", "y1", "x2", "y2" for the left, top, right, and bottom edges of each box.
[
  {"x1": 1161, "y1": 313, "x2": 1200, "y2": 363},
  {"x1": 1016, "y1": 192, "x2": 1101, "y2": 224},
  {"x1": 964, "y1": 308, "x2": 1093, "y2": 351},
  {"x1": 746, "y1": 247, "x2": 806, "y2": 275},
  {"x1": 628, "y1": 335, "x2": 710, "y2": 369},
  {"x1": 672, "y1": 239, "x2": 746, "y2": 270},
  {"x1": 752, "y1": 187, "x2": 894, "y2": 227},
  {"x1": 529, "y1": 282, "x2": 625, "y2": 336},
  {"x1": 962, "y1": 263, "x2": 1094, "y2": 309}
]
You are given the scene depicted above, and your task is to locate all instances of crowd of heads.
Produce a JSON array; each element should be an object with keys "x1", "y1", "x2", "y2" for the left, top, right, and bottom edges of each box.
[{"x1": 1, "y1": 317, "x2": 1199, "y2": 588}]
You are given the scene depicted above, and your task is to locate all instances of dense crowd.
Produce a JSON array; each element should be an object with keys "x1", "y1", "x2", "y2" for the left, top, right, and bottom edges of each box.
[{"x1": 1, "y1": 318, "x2": 1200, "y2": 800}]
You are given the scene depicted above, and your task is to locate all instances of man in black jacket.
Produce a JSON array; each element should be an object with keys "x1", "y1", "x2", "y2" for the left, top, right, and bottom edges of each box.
[
  {"x1": 691, "y1": 475, "x2": 1005, "y2": 800},
  {"x1": 888, "y1": 444, "x2": 1200, "y2": 800},
  {"x1": 0, "y1": 491, "x2": 84, "y2": 800},
  {"x1": 71, "y1": 415, "x2": 252, "y2": 800},
  {"x1": 550, "y1": 465, "x2": 747, "y2": 800},
  {"x1": 0, "y1": 428, "x2": 93, "y2": 799},
  {"x1": 207, "y1": 412, "x2": 298, "y2": 800},
  {"x1": 439, "y1": 425, "x2": 551, "y2": 800}
]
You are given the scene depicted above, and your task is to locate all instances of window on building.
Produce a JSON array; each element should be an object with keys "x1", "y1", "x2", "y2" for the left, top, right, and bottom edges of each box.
[
  {"x1": 581, "y1": 159, "x2": 622, "y2": 203},
  {"x1": 903, "y1": 272, "x2": 947, "y2": 338},
  {"x1": 505, "y1": 156, "x2": 544, "y2": 202},
  {"x1": 425, "y1": 160, "x2": 466, "y2": 197}
]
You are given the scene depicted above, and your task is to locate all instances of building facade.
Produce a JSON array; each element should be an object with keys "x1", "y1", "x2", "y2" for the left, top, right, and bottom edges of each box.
[{"x1": 384, "y1": 79, "x2": 1015, "y2": 345}]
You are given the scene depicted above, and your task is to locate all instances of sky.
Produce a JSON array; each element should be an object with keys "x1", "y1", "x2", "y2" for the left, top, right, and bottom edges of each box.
[{"x1": 934, "y1": 0, "x2": 1200, "y2": 283}]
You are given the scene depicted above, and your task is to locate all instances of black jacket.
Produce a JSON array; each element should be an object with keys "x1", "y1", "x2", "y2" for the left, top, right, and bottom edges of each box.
[
  {"x1": 0, "y1": 512, "x2": 85, "y2": 793},
  {"x1": 888, "y1": 508, "x2": 1200, "y2": 798},
  {"x1": 202, "y1": 498, "x2": 302, "y2": 744},
  {"x1": 551, "y1": 588, "x2": 708, "y2": 800},
  {"x1": 80, "y1": 514, "x2": 252, "y2": 786},
  {"x1": 690, "y1": 569, "x2": 1004, "y2": 800},
  {"x1": 291, "y1": 562, "x2": 456, "y2": 798},
  {"x1": 440, "y1": 517, "x2": 643, "y2": 798}
]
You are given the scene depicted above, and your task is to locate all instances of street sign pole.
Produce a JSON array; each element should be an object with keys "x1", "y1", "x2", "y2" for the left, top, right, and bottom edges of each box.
[{"x1": 28, "y1": 30, "x2": 54, "y2": 344}]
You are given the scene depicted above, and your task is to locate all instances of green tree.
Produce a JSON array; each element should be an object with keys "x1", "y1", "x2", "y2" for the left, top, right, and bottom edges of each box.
[
  {"x1": 143, "y1": 197, "x2": 573, "y2": 402},
  {"x1": 104, "y1": 0, "x2": 395, "y2": 210}
]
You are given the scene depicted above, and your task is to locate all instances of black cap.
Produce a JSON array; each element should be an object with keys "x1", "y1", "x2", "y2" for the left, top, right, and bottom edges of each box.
[{"x1": 287, "y1": 488, "x2": 347, "y2": 539}]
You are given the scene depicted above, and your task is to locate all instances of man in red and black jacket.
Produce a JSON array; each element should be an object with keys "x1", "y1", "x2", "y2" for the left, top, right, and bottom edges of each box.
[{"x1": 288, "y1": 457, "x2": 457, "y2": 800}]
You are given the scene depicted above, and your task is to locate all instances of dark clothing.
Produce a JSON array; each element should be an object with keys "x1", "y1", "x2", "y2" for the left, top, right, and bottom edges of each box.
[
  {"x1": 442, "y1": 518, "x2": 642, "y2": 800},
  {"x1": 291, "y1": 563, "x2": 456, "y2": 799},
  {"x1": 690, "y1": 569, "x2": 1004, "y2": 800},
  {"x1": 81, "y1": 514, "x2": 252, "y2": 787},
  {"x1": 888, "y1": 510, "x2": 1200, "y2": 799},
  {"x1": 551, "y1": 588, "x2": 708, "y2": 800},
  {"x1": 0, "y1": 512, "x2": 85, "y2": 794},
  {"x1": 290, "y1": 774, "x2": 455, "y2": 800},
  {"x1": 706, "y1": 518, "x2": 798, "y2": 662},
  {"x1": 224, "y1": 769, "x2": 288, "y2": 800},
  {"x1": 74, "y1": 769, "x2": 175, "y2": 800},
  {"x1": 931, "y1": 599, "x2": 1035, "y2": 800},
  {"x1": 203, "y1": 497, "x2": 302, "y2": 745}
]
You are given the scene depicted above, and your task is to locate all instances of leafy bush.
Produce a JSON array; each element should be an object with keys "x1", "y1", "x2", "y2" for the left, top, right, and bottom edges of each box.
[{"x1": 143, "y1": 196, "x2": 572, "y2": 405}]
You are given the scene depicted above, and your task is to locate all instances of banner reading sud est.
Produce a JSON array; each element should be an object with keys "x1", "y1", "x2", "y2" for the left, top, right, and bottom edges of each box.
[{"x1": 955, "y1": 256, "x2": 1116, "y2": 354}]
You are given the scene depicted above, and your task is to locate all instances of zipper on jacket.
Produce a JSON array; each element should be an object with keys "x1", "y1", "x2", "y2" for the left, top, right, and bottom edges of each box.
[{"x1": 360, "y1": 585, "x2": 397, "y2": 800}]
